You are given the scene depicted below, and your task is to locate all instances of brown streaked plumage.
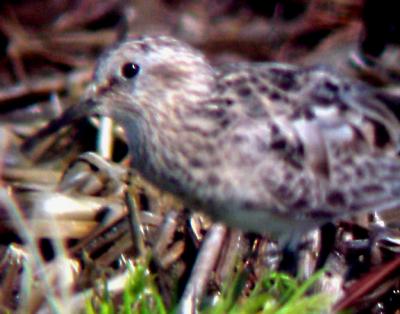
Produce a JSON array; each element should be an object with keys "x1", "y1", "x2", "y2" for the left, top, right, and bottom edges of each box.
[{"x1": 25, "y1": 35, "x2": 400, "y2": 247}]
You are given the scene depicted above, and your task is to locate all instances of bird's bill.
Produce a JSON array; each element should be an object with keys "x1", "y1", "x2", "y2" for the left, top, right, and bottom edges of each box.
[{"x1": 22, "y1": 98, "x2": 97, "y2": 153}]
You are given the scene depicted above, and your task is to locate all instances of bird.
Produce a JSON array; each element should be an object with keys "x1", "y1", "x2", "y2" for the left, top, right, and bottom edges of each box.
[{"x1": 24, "y1": 35, "x2": 400, "y2": 251}]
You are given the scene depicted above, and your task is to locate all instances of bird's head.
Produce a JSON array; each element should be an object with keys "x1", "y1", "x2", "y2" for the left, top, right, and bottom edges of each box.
[
  {"x1": 23, "y1": 36, "x2": 215, "y2": 150},
  {"x1": 87, "y1": 36, "x2": 215, "y2": 121}
]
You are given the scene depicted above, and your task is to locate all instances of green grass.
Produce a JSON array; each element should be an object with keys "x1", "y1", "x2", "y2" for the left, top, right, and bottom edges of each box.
[
  {"x1": 85, "y1": 262, "x2": 168, "y2": 314},
  {"x1": 85, "y1": 260, "x2": 333, "y2": 314},
  {"x1": 204, "y1": 268, "x2": 332, "y2": 314}
]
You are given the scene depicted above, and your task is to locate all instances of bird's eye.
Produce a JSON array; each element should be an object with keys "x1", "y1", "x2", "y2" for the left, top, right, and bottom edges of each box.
[{"x1": 121, "y1": 63, "x2": 140, "y2": 79}]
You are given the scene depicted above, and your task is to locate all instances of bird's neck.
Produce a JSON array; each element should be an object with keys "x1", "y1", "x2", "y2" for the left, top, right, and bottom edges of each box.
[{"x1": 119, "y1": 101, "x2": 220, "y2": 198}]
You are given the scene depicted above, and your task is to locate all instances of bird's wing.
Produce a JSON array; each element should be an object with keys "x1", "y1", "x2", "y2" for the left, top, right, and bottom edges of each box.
[
  {"x1": 208, "y1": 63, "x2": 400, "y2": 221},
  {"x1": 215, "y1": 62, "x2": 400, "y2": 151}
]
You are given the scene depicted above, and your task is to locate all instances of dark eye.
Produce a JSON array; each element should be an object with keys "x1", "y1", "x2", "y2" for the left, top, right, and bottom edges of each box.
[{"x1": 121, "y1": 63, "x2": 140, "y2": 79}]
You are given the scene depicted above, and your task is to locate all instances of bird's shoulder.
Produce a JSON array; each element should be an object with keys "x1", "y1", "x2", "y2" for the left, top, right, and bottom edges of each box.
[{"x1": 203, "y1": 62, "x2": 400, "y2": 153}]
